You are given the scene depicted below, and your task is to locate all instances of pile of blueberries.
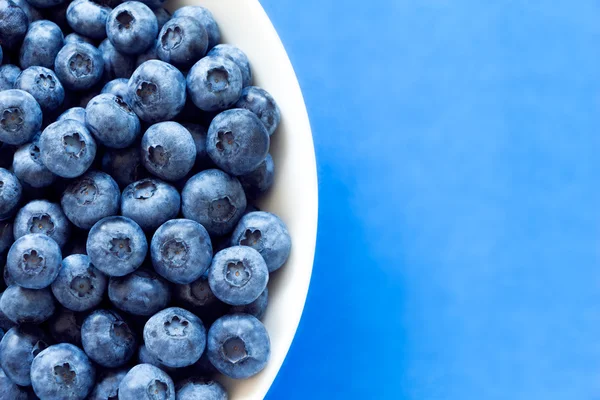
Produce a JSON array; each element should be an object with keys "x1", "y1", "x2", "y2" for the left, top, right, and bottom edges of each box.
[{"x1": 0, "y1": 0, "x2": 291, "y2": 398}]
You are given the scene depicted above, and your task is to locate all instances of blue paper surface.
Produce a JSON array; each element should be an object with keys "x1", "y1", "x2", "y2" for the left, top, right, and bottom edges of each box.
[{"x1": 261, "y1": 1, "x2": 600, "y2": 398}]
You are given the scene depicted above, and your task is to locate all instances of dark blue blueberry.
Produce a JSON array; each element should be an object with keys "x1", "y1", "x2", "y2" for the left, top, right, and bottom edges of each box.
[
  {"x1": 153, "y1": 7, "x2": 170, "y2": 29},
  {"x1": 39, "y1": 119, "x2": 97, "y2": 178},
  {"x1": 173, "y1": 275, "x2": 229, "y2": 323},
  {"x1": 239, "y1": 153, "x2": 274, "y2": 199},
  {"x1": 0, "y1": 64, "x2": 21, "y2": 90},
  {"x1": 61, "y1": 170, "x2": 120, "y2": 229},
  {"x1": 0, "y1": 0, "x2": 28, "y2": 50},
  {"x1": 14, "y1": 67, "x2": 64, "y2": 112},
  {"x1": 81, "y1": 309, "x2": 136, "y2": 367},
  {"x1": 13, "y1": 200, "x2": 71, "y2": 248},
  {"x1": 182, "y1": 122, "x2": 213, "y2": 170},
  {"x1": 207, "y1": 44, "x2": 252, "y2": 87},
  {"x1": 0, "y1": 168, "x2": 22, "y2": 220},
  {"x1": 19, "y1": 20, "x2": 64, "y2": 69},
  {"x1": 67, "y1": 0, "x2": 110, "y2": 40},
  {"x1": 0, "y1": 221, "x2": 13, "y2": 254},
  {"x1": 99, "y1": 38, "x2": 136, "y2": 80},
  {"x1": 12, "y1": 0, "x2": 42, "y2": 22},
  {"x1": 0, "y1": 324, "x2": 49, "y2": 386},
  {"x1": 64, "y1": 32, "x2": 95, "y2": 45},
  {"x1": 176, "y1": 379, "x2": 227, "y2": 400},
  {"x1": 208, "y1": 246, "x2": 268, "y2": 306},
  {"x1": 0, "y1": 89, "x2": 42, "y2": 145},
  {"x1": 30, "y1": 343, "x2": 95, "y2": 400},
  {"x1": 88, "y1": 368, "x2": 128, "y2": 400},
  {"x1": 151, "y1": 219, "x2": 212, "y2": 284},
  {"x1": 86, "y1": 93, "x2": 141, "y2": 148},
  {"x1": 54, "y1": 42, "x2": 104, "y2": 91},
  {"x1": 235, "y1": 86, "x2": 280, "y2": 136},
  {"x1": 106, "y1": 1, "x2": 158, "y2": 55},
  {"x1": 0, "y1": 285, "x2": 55, "y2": 323},
  {"x1": 207, "y1": 108, "x2": 270, "y2": 176},
  {"x1": 135, "y1": 40, "x2": 158, "y2": 66},
  {"x1": 121, "y1": 178, "x2": 180, "y2": 231},
  {"x1": 118, "y1": 364, "x2": 175, "y2": 400},
  {"x1": 87, "y1": 216, "x2": 148, "y2": 276},
  {"x1": 7, "y1": 233, "x2": 61, "y2": 288},
  {"x1": 44, "y1": 2, "x2": 70, "y2": 31},
  {"x1": 48, "y1": 307, "x2": 84, "y2": 345},
  {"x1": 207, "y1": 313, "x2": 270, "y2": 379},
  {"x1": 2, "y1": 266, "x2": 15, "y2": 287},
  {"x1": 141, "y1": 121, "x2": 196, "y2": 180},
  {"x1": 127, "y1": 60, "x2": 186, "y2": 123},
  {"x1": 101, "y1": 146, "x2": 148, "y2": 188},
  {"x1": 157, "y1": 16, "x2": 207, "y2": 70},
  {"x1": 58, "y1": 106, "x2": 86, "y2": 124},
  {"x1": 181, "y1": 169, "x2": 247, "y2": 236},
  {"x1": 0, "y1": 366, "x2": 28, "y2": 399},
  {"x1": 143, "y1": 307, "x2": 206, "y2": 368},
  {"x1": 108, "y1": 268, "x2": 170, "y2": 315},
  {"x1": 173, "y1": 6, "x2": 220, "y2": 50},
  {"x1": 187, "y1": 56, "x2": 243, "y2": 112},
  {"x1": 51, "y1": 254, "x2": 107, "y2": 311},
  {"x1": 230, "y1": 287, "x2": 268, "y2": 320},
  {"x1": 13, "y1": 138, "x2": 57, "y2": 188},
  {"x1": 101, "y1": 77, "x2": 129, "y2": 100}
]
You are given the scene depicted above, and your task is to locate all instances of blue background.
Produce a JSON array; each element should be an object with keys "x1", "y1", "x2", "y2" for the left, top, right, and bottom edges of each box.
[{"x1": 261, "y1": 1, "x2": 600, "y2": 399}]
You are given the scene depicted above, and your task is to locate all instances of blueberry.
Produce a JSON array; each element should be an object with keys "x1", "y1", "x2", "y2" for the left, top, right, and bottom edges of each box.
[
  {"x1": 207, "y1": 108, "x2": 270, "y2": 176},
  {"x1": 153, "y1": 7, "x2": 170, "y2": 30},
  {"x1": 0, "y1": 0, "x2": 28, "y2": 50},
  {"x1": 61, "y1": 170, "x2": 120, "y2": 229},
  {"x1": 127, "y1": 60, "x2": 186, "y2": 123},
  {"x1": 173, "y1": 6, "x2": 220, "y2": 50},
  {"x1": 109, "y1": 268, "x2": 170, "y2": 315},
  {"x1": 57, "y1": 106, "x2": 86, "y2": 124},
  {"x1": 86, "y1": 93, "x2": 141, "y2": 148},
  {"x1": 6, "y1": 233, "x2": 61, "y2": 288},
  {"x1": 0, "y1": 64, "x2": 21, "y2": 90},
  {"x1": 231, "y1": 287, "x2": 268, "y2": 320},
  {"x1": 12, "y1": 0, "x2": 42, "y2": 22},
  {"x1": 67, "y1": 0, "x2": 111, "y2": 40},
  {"x1": 106, "y1": 1, "x2": 158, "y2": 55},
  {"x1": 54, "y1": 42, "x2": 104, "y2": 91},
  {"x1": 207, "y1": 313, "x2": 270, "y2": 379},
  {"x1": 0, "y1": 168, "x2": 22, "y2": 220},
  {"x1": 151, "y1": 219, "x2": 212, "y2": 284},
  {"x1": 0, "y1": 221, "x2": 13, "y2": 254},
  {"x1": 0, "y1": 324, "x2": 49, "y2": 386},
  {"x1": 13, "y1": 139, "x2": 57, "y2": 188},
  {"x1": 157, "y1": 16, "x2": 208, "y2": 70},
  {"x1": 19, "y1": 20, "x2": 64, "y2": 70},
  {"x1": 135, "y1": 40, "x2": 158, "y2": 66},
  {"x1": 51, "y1": 254, "x2": 107, "y2": 311},
  {"x1": 101, "y1": 146, "x2": 148, "y2": 188},
  {"x1": 181, "y1": 169, "x2": 247, "y2": 236},
  {"x1": 101, "y1": 77, "x2": 129, "y2": 100},
  {"x1": 207, "y1": 44, "x2": 252, "y2": 88},
  {"x1": 187, "y1": 56, "x2": 243, "y2": 112},
  {"x1": 0, "y1": 89, "x2": 42, "y2": 145},
  {"x1": 87, "y1": 216, "x2": 148, "y2": 276},
  {"x1": 235, "y1": 87, "x2": 280, "y2": 136},
  {"x1": 31, "y1": 343, "x2": 96, "y2": 400},
  {"x1": 64, "y1": 32, "x2": 95, "y2": 45},
  {"x1": 81, "y1": 309, "x2": 136, "y2": 367},
  {"x1": 143, "y1": 307, "x2": 206, "y2": 368},
  {"x1": 48, "y1": 307, "x2": 83, "y2": 345},
  {"x1": 118, "y1": 364, "x2": 175, "y2": 400},
  {"x1": 99, "y1": 38, "x2": 136, "y2": 80},
  {"x1": 39, "y1": 119, "x2": 97, "y2": 178},
  {"x1": 176, "y1": 378, "x2": 227, "y2": 400},
  {"x1": 208, "y1": 246, "x2": 268, "y2": 306},
  {"x1": 137, "y1": 344, "x2": 174, "y2": 371},
  {"x1": 88, "y1": 368, "x2": 128, "y2": 400},
  {"x1": 0, "y1": 285, "x2": 55, "y2": 323},
  {"x1": 182, "y1": 122, "x2": 213, "y2": 170},
  {"x1": 173, "y1": 275, "x2": 229, "y2": 323},
  {"x1": 141, "y1": 121, "x2": 196, "y2": 181},
  {"x1": 0, "y1": 366, "x2": 28, "y2": 400},
  {"x1": 121, "y1": 178, "x2": 180, "y2": 231},
  {"x1": 239, "y1": 153, "x2": 274, "y2": 199},
  {"x1": 13, "y1": 200, "x2": 71, "y2": 248}
]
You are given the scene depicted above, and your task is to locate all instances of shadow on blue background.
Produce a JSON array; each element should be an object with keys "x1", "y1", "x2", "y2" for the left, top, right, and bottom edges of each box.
[{"x1": 261, "y1": 1, "x2": 600, "y2": 398}]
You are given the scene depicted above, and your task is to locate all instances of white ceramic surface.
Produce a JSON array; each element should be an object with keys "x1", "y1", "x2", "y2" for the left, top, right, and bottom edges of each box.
[{"x1": 165, "y1": 1, "x2": 318, "y2": 398}]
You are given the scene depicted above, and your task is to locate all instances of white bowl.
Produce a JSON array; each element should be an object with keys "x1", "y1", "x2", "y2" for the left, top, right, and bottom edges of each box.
[{"x1": 165, "y1": 1, "x2": 318, "y2": 398}]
